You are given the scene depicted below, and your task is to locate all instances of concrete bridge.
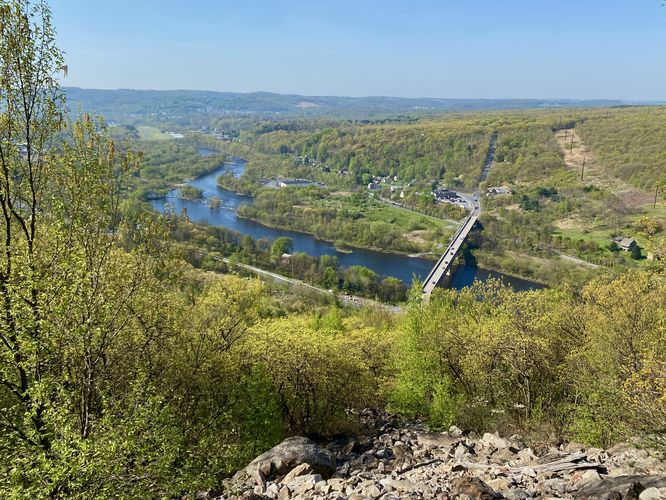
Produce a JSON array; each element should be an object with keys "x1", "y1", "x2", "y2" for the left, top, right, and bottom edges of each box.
[
  {"x1": 421, "y1": 133, "x2": 497, "y2": 298},
  {"x1": 421, "y1": 198, "x2": 480, "y2": 297}
]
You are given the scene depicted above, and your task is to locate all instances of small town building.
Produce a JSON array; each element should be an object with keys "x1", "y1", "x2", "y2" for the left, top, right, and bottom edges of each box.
[
  {"x1": 487, "y1": 186, "x2": 512, "y2": 196},
  {"x1": 280, "y1": 253, "x2": 292, "y2": 265},
  {"x1": 611, "y1": 236, "x2": 637, "y2": 251}
]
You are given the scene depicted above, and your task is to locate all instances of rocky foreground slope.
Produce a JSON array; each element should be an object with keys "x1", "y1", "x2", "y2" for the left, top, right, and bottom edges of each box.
[{"x1": 211, "y1": 415, "x2": 666, "y2": 500}]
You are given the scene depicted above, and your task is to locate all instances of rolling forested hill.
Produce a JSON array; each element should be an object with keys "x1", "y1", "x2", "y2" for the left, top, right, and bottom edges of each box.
[{"x1": 64, "y1": 86, "x2": 628, "y2": 122}]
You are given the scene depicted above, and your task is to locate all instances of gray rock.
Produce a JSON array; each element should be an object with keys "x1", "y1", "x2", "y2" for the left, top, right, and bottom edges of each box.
[
  {"x1": 235, "y1": 437, "x2": 335, "y2": 485},
  {"x1": 417, "y1": 431, "x2": 458, "y2": 449},
  {"x1": 450, "y1": 476, "x2": 498, "y2": 499},
  {"x1": 639, "y1": 487, "x2": 663, "y2": 499},
  {"x1": 280, "y1": 463, "x2": 313, "y2": 484},
  {"x1": 449, "y1": 425, "x2": 463, "y2": 437},
  {"x1": 575, "y1": 475, "x2": 666, "y2": 499},
  {"x1": 480, "y1": 432, "x2": 508, "y2": 450}
]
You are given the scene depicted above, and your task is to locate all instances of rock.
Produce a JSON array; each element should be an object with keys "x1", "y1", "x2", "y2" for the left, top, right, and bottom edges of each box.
[
  {"x1": 315, "y1": 481, "x2": 331, "y2": 495},
  {"x1": 416, "y1": 431, "x2": 458, "y2": 449},
  {"x1": 564, "y1": 442, "x2": 587, "y2": 453},
  {"x1": 451, "y1": 462, "x2": 468, "y2": 472},
  {"x1": 280, "y1": 463, "x2": 313, "y2": 484},
  {"x1": 449, "y1": 425, "x2": 463, "y2": 437},
  {"x1": 480, "y1": 432, "x2": 508, "y2": 450},
  {"x1": 235, "y1": 437, "x2": 335, "y2": 485},
  {"x1": 282, "y1": 473, "x2": 323, "y2": 497},
  {"x1": 360, "y1": 482, "x2": 382, "y2": 497},
  {"x1": 221, "y1": 414, "x2": 666, "y2": 500},
  {"x1": 576, "y1": 469, "x2": 602, "y2": 486},
  {"x1": 276, "y1": 486, "x2": 290, "y2": 500},
  {"x1": 265, "y1": 483, "x2": 280, "y2": 498},
  {"x1": 639, "y1": 487, "x2": 663, "y2": 499},
  {"x1": 385, "y1": 479, "x2": 420, "y2": 493},
  {"x1": 450, "y1": 476, "x2": 498, "y2": 499},
  {"x1": 488, "y1": 477, "x2": 511, "y2": 493},
  {"x1": 515, "y1": 447, "x2": 535, "y2": 464},
  {"x1": 575, "y1": 475, "x2": 666, "y2": 499},
  {"x1": 342, "y1": 440, "x2": 358, "y2": 454}
]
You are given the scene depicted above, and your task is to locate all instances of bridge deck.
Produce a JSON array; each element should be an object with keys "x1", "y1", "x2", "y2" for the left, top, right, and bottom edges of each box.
[{"x1": 422, "y1": 211, "x2": 478, "y2": 296}]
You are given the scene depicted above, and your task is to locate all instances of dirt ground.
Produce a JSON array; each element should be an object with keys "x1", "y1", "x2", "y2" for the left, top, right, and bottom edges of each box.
[
  {"x1": 404, "y1": 229, "x2": 429, "y2": 245},
  {"x1": 554, "y1": 129, "x2": 654, "y2": 209}
]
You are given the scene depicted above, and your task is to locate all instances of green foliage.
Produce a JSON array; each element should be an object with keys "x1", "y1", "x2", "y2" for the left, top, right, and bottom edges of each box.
[
  {"x1": 237, "y1": 315, "x2": 392, "y2": 436},
  {"x1": 179, "y1": 185, "x2": 204, "y2": 199},
  {"x1": 389, "y1": 274, "x2": 666, "y2": 447},
  {"x1": 271, "y1": 236, "x2": 294, "y2": 257},
  {"x1": 577, "y1": 108, "x2": 666, "y2": 190}
]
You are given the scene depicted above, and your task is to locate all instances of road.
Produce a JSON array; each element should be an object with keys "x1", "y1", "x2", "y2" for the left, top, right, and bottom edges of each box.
[
  {"x1": 557, "y1": 252, "x2": 600, "y2": 269},
  {"x1": 421, "y1": 133, "x2": 497, "y2": 297},
  {"x1": 192, "y1": 250, "x2": 402, "y2": 312},
  {"x1": 421, "y1": 194, "x2": 480, "y2": 297},
  {"x1": 229, "y1": 259, "x2": 401, "y2": 312}
]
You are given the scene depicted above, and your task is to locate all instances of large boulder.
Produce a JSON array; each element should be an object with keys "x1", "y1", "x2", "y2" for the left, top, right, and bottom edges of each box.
[
  {"x1": 575, "y1": 475, "x2": 666, "y2": 499},
  {"x1": 234, "y1": 437, "x2": 335, "y2": 486}
]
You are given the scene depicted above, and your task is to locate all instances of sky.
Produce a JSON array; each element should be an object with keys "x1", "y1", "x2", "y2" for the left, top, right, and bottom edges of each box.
[{"x1": 49, "y1": 0, "x2": 666, "y2": 100}]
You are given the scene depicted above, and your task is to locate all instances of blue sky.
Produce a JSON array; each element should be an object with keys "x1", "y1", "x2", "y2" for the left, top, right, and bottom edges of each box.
[{"x1": 49, "y1": 0, "x2": 666, "y2": 100}]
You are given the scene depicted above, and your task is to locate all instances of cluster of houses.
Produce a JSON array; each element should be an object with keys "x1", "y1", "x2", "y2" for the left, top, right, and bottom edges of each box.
[
  {"x1": 367, "y1": 174, "x2": 400, "y2": 191},
  {"x1": 293, "y1": 156, "x2": 342, "y2": 175},
  {"x1": 201, "y1": 127, "x2": 239, "y2": 142}
]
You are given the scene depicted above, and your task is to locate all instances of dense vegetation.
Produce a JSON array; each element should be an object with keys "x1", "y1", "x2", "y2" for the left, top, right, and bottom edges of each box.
[{"x1": 577, "y1": 107, "x2": 666, "y2": 190}]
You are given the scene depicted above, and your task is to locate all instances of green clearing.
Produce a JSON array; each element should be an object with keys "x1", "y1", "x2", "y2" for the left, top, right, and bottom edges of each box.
[{"x1": 136, "y1": 125, "x2": 174, "y2": 141}]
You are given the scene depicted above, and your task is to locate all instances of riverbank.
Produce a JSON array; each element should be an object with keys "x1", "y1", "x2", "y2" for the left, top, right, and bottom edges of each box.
[{"x1": 233, "y1": 212, "x2": 438, "y2": 261}]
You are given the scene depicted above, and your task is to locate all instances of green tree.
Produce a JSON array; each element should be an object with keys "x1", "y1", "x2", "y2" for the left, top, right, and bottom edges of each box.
[{"x1": 271, "y1": 236, "x2": 293, "y2": 257}]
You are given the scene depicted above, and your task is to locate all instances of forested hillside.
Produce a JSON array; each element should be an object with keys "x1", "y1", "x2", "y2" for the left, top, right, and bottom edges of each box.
[{"x1": 577, "y1": 106, "x2": 666, "y2": 190}]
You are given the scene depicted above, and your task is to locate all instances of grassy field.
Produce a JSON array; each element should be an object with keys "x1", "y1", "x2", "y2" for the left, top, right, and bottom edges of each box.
[
  {"x1": 309, "y1": 192, "x2": 458, "y2": 252},
  {"x1": 137, "y1": 125, "x2": 174, "y2": 141}
]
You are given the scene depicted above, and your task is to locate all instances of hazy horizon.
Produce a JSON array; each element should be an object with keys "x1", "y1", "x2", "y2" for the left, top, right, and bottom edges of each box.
[
  {"x1": 61, "y1": 86, "x2": 663, "y2": 104},
  {"x1": 50, "y1": 0, "x2": 666, "y2": 101}
]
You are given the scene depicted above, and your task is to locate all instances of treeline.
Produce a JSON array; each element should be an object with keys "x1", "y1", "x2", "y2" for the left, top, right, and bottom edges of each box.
[{"x1": 248, "y1": 119, "x2": 491, "y2": 190}]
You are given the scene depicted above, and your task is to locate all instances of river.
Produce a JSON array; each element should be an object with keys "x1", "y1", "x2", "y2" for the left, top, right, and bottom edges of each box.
[{"x1": 151, "y1": 156, "x2": 543, "y2": 292}]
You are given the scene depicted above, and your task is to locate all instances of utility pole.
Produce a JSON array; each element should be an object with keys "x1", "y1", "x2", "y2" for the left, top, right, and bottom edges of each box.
[
  {"x1": 570, "y1": 133, "x2": 575, "y2": 153},
  {"x1": 581, "y1": 155, "x2": 586, "y2": 181},
  {"x1": 655, "y1": 185, "x2": 660, "y2": 209}
]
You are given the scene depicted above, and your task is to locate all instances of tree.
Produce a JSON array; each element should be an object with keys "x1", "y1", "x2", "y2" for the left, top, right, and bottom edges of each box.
[
  {"x1": 0, "y1": 0, "x2": 68, "y2": 453},
  {"x1": 0, "y1": 2, "x2": 179, "y2": 494},
  {"x1": 271, "y1": 236, "x2": 293, "y2": 257}
]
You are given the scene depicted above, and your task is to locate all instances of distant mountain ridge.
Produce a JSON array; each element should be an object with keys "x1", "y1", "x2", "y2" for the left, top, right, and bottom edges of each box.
[{"x1": 63, "y1": 86, "x2": 638, "y2": 121}]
